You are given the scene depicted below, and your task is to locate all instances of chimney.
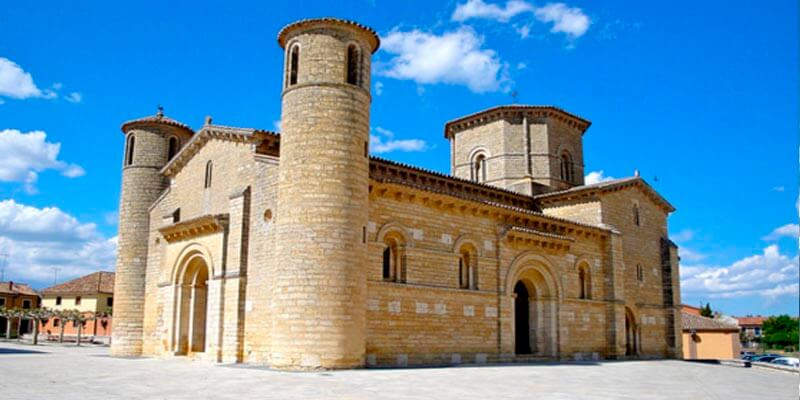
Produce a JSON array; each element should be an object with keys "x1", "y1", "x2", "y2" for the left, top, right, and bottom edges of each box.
[{"x1": 9, "y1": 281, "x2": 13, "y2": 290}]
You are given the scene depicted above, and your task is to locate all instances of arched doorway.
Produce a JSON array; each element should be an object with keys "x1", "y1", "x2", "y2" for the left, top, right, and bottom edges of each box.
[
  {"x1": 175, "y1": 256, "x2": 209, "y2": 355},
  {"x1": 514, "y1": 281, "x2": 532, "y2": 354},
  {"x1": 625, "y1": 307, "x2": 638, "y2": 356},
  {"x1": 510, "y1": 262, "x2": 559, "y2": 357}
]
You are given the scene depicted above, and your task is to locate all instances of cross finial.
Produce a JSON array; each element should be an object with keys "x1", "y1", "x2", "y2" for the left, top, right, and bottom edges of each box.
[{"x1": 156, "y1": 105, "x2": 164, "y2": 118}]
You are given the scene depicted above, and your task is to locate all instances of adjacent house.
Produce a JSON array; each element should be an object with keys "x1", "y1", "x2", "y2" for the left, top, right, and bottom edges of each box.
[
  {"x1": 0, "y1": 281, "x2": 40, "y2": 337},
  {"x1": 681, "y1": 304, "x2": 702, "y2": 316},
  {"x1": 736, "y1": 315, "x2": 766, "y2": 348},
  {"x1": 682, "y1": 311, "x2": 741, "y2": 360},
  {"x1": 40, "y1": 271, "x2": 115, "y2": 339}
]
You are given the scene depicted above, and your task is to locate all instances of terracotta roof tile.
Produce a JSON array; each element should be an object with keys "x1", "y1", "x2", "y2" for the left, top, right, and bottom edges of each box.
[
  {"x1": 277, "y1": 17, "x2": 380, "y2": 53},
  {"x1": 444, "y1": 104, "x2": 591, "y2": 138},
  {"x1": 41, "y1": 271, "x2": 115, "y2": 296},
  {"x1": 121, "y1": 114, "x2": 194, "y2": 136},
  {"x1": 534, "y1": 176, "x2": 676, "y2": 213},
  {"x1": 0, "y1": 282, "x2": 38, "y2": 296},
  {"x1": 735, "y1": 316, "x2": 767, "y2": 326},
  {"x1": 682, "y1": 312, "x2": 739, "y2": 332}
]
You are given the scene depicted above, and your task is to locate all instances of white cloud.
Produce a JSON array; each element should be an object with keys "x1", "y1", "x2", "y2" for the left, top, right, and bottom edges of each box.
[
  {"x1": 0, "y1": 199, "x2": 96, "y2": 242},
  {"x1": 516, "y1": 62, "x2": 527, "y2": 70},
  {"x1": 671, "y1": 229, "x2": 695, "y2": 243},
  {"x1": 763, "y1": 223, "x2": 800, "y2": 241},
  {"x1": 680, "y1": 244, "x2": 800, "y2": 301},
  {"x1": 514, "y1": 23, "x2": 533, "y2": 38},
  {"x1": 61, "y1": 164, "x2": 86, "y2": 178},
  {"x1": 377, "y1": 27, "x2": 509, "y2": 93},
  {"x1": 104, "y1": 211, "x2": 119, "y2": 226},
  {"x1": 0, "y1": 58, "x2": 82, "y2": 103},
  {"x1": 773, "y1": 186, "x2": 785, "y2": 192},
  {"x1": 65, "y1": 92, "x2": 82, "y2": 103},
  {"x1": 670, "y1": 229, "x2": 705, "y2": 262},
  {"x1": 0, "y1": 200, "x2": 117, "y2": 288},
  {"x1": 0, "y1": 57, "x2": 43, "y2": 99},
  {"x1": 452, "y1": 0, "x2": 533, "y2": 22},
  {"x1": 370, "y1": 127, "x2": 428, "y2": 154},
  {"x1": 679, "y1": 247, "x2": 707, "y2": 263},
  {"x1": 534, "y1": 3, "x2": 591, "y2": 38},
  {"x1": 0, "y1": 129, "x2": 85, "y2": 193},
  {"x1": 374, "y1": 81, "x2": 384, "y2": 96},
  {"x1": 584, "y1": 170, "x2": 615, "y2": 185},
  {"x1": 452, "y1": 1, "x2": 591, "y2": 40}
]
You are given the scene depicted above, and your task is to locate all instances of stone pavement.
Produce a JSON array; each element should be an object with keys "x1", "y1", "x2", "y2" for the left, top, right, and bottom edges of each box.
[{"x1": 0, "y1": 342, "x2": 796, "y2": 400}]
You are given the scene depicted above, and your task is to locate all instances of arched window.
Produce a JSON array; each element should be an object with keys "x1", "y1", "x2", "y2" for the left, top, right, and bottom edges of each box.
[
  {"x1": 167, "y1": 136, "x2": 179, "y2": 160},
  {"x1": 578, "y1": 264, "x2": 591, "y2": 300},
  {"x1": 346, "y1": 44, "x2": 360, "y2": 85},
  {"x1": 382, "y1": 246, "x2": 393, "y2": 280},
  {"x1": 125, "y1": 135, "x2": 135, "y2": 166},
  {"x1": 458, "y1": 244, "x2": 478, "y2": 289},
  {"x1": 633, "y1": 204, "x2": 640, "y2": 227},
  {"x1": 560, "y1": 151, "x2": 573, "y2": 183},
  {"x1": 382, "y1": 233, "x2": 406, "y2": 283},
  {"x1": 288, "y1": 45, "x2": 299, "y2": 87},
  {"x1": 204, "y1": 161, "x2": 213, "y2": 189},
  {"x1": 472, "y1": 154, "x2": 487, "y2": 183}
]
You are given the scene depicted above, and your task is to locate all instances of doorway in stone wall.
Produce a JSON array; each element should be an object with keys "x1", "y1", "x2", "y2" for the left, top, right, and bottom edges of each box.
[
  {"x1": 625, "y1": 307, "x2": 638, "y2": 356},
  {"x1": 514, "y1": 281, "x2": 532, "y2": 354},
  {"x1": 175, "y1": 256, "x2": 209, "y2": 355}
]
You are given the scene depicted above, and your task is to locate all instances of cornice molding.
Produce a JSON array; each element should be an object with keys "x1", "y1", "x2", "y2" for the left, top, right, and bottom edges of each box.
[{"x1": 158, "y1": 214, "x2": 229, "y2": 243}]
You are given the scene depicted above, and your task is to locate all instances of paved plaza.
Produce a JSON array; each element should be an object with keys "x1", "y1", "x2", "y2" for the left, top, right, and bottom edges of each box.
[{"x1": 0, "y1": 342, "x2": 796, "y2": 399}]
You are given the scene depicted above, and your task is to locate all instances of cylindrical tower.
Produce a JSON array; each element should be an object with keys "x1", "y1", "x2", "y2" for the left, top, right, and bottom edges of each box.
[
  {"x1": 271, "y1": 18, "x2": 379, "y2": 369},
  {"x1": 111, "y1": 110, "x2": 193, "y2": 357}
]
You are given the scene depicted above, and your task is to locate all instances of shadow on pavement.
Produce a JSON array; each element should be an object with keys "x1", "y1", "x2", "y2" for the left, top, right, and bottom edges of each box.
[{"x1": 0, "y1": 347, "x2": 49, "y2": 355}]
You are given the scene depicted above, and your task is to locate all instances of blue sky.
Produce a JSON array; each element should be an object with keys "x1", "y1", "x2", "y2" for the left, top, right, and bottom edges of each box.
[{"x1": 0, "y1": 0, "x2": 797, "y2": 316}]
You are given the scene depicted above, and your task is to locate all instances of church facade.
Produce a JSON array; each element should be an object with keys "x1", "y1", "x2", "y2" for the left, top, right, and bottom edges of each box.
[{"x1": 110, "y1": 18, "x2": 682, "y2": 369}]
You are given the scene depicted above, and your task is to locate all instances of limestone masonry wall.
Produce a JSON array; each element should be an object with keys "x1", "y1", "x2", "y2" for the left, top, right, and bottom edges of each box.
[{"x1": 117, "y1": 18, "x2": 681, "y2": 369}]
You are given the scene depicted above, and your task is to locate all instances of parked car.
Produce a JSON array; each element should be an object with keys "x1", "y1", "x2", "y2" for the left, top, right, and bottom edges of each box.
[
  {"x1": 752, "y1": 355, "x2": 780, "y2": 363},
  {"x1": 771, "y1": 357, "x2": 799, "y2": 367}
]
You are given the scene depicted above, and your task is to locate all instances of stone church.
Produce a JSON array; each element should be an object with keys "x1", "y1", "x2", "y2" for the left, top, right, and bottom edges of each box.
[{"x1": 110, "y1": 18, "x2": 682, "y2": 369}]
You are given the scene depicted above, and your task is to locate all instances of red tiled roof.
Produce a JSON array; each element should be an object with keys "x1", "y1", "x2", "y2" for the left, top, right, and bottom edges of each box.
[
  {"x1": 121, "y1": 114, "x2": 194, "y2": 136},
  {"x1": 534, "y1": 176, "x2": 676, "y2": 213},
  {"x1": 0, "y1": 281, "x2": 38, "y2": 296},
  {"x1": 444, "y1": 105, "x2": 591, "y2": 138},
  {"x1": 681, "y1": 304, "x2": 702, "y2": 316},
  {"x1": 736, "y1": 316, "x2": 766, "y2": 327},
  {"x1": 682, "y1": 312, "x2": 739, "y2": 332},
  {"x1": 277, "y1": 18, "x2": 380, "y2": 53},
  {"x1": 41, "y1": 271, "x2": 115, "y2": 296}
]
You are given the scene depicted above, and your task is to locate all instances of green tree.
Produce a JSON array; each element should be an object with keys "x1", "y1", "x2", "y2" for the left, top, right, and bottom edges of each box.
[
  {"x1": 66, "y1": 310, "x2": 89, "y2": 346},
  {"x1": 8, "y1": 308, "x2": 24, "y2": 341},
  {"x1": 56, "y1": 309, "x2": 70, "y2": 343},
  {"x1": 700, "y1": 303, "x2": 713, "y2": 318},
  {"x1": 762, "y1": 315, "x2": 799, "y2": 350},
  {"x1": 26, "y1": 308, "x2": 53, "y2": 345}
]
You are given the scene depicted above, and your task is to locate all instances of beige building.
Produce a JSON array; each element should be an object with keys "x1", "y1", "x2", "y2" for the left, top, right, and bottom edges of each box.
[
  {"x1": 110, "y1": 18, "x2": 682, "y2": 369},
  {"x1": 41, "y1": 271, "x2": 115, "y2": 338},
  {"x1": 682, "y1": 311, "x2": 740, "y2": 360}
]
